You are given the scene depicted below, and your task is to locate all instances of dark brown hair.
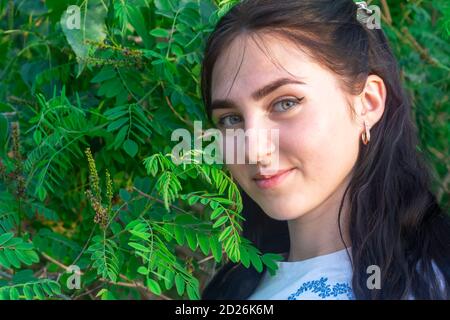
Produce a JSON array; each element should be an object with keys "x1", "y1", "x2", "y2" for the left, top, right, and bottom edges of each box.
[{"x1": 200, "y1": 0, "x2": 450, "y2": 299}]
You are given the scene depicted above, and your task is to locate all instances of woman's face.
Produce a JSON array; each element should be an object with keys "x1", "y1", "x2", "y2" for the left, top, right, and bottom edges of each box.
[{"x1": 210, "y1": 34, "x2": 363, "y2": 221}]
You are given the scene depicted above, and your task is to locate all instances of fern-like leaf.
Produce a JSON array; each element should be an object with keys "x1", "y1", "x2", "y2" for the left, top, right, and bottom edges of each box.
[
  {"x1": 0, "y1": 279, "x2": 61, "y2": 300},
  {"x1": 0, "y1": 231, "x2": 40, "y2": 269},
  {"x1": 155, "y1": 171, "x2": 182, "y2": 211},
  {"x1": 87, "y1": 235, "x2": 120, "y2": 282}
]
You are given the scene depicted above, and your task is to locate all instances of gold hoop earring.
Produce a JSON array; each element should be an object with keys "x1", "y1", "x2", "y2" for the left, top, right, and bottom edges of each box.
[{"x1": 361, "y1": 120, "x2": 370, "y2": 145}]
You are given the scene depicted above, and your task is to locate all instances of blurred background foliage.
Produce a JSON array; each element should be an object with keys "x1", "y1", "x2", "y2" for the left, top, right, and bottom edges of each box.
[{"x1": 0, "y1": 0, "x2": 448, "y2": 300}]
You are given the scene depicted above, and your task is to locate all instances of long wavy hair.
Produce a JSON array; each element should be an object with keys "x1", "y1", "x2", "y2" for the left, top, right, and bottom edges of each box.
[{"x1": 199, "y1": 0, "x2": 450, "y2": 299}]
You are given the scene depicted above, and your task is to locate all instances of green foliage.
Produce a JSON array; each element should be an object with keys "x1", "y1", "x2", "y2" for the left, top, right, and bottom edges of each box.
[
  {"x1": 60, "y1": 0, "x2": 108, "y2": 76},
  {"x1": 0, "y1": 0, "x2": 448, "y2": 300},
  {"x1": 0, "y1": 231, "x2": 39, "y2": 269},
  {"x1": 0, "y1": 279, "x2": 61, "y2": 300},
  {"x1": 87, "y1": 235, "x2": 120, "y2": 282}
]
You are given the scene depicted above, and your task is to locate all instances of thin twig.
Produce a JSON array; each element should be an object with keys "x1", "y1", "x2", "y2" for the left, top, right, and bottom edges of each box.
[
  {"x1": 132, "y1": 186, "x2": 189, "y2": 214},
  {"x1": 7, "y1": 95, "x2": 37, "y2": 106},
  {"x1": 380, "y1": 0, "x2": 392, "y2": 25},
  {"x1": 72, "y1": 284, "x2": 103, "y2": 300},
  {"x1": 379, "y1": 2, "x2": 449, "y2": 71},
  {"x1": 41, "y1": 252, "x2": 172, "y2": 300},
  {"x1": 197, "y1": 255, "x2": 216, "y2": 265},
  {"x1": 0, "y1": 270, "x2": 13, "y2": 279},
  {"x1": 56, "y1": 226, "x2": 96, "y2": 284},
  {"x1": 401, "y1": 27, "x2": 445, "y2": 69},
  {"x1": 1, "y1": 112, "x2": 17, "y2": 117},
  {"x1": 160, "y1": 82, "x2": 194, "y2": 128}
]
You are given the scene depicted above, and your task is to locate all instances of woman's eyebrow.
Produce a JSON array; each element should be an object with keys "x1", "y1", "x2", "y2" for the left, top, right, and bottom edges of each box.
[{"x1": 210, "y1": 77, "x2": 306, "y2": 110}]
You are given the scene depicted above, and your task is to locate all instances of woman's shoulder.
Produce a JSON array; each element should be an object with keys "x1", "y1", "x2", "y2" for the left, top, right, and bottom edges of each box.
[{"x1": 248, "y1": 248, "x2": 354, "y2": 300}]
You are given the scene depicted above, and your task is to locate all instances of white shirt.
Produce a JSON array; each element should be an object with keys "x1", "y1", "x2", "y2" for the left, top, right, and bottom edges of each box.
[{"x1": 247, "y1": 248, "x2": 354, "y2": 300}]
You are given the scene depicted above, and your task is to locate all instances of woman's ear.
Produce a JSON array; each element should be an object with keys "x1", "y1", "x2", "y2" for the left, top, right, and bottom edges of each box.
[{"x1": 356, "y1": 74, "x2": 387, "y2": 127}]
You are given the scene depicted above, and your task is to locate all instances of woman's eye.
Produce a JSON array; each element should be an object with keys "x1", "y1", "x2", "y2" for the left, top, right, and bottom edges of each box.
[
  {"x1": 272, "y1": 97, "x2": 304, "y2": 112},
  {"x1": 216, "y1": 97, "x2": 303, "y2": 127},
  {"x1": 218, "y1": 114, "x2": 242, "y2": 127}
]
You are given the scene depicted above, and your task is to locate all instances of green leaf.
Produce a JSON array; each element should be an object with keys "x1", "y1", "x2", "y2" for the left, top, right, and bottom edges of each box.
[
  {"x1": 128, "y1": 241, "x2": 150, "y2": 253},
  {"x1": 48, "y1": 282, "x2": 61, "y2": 295},
  {"x1": 149, "y1": 28, "x2": 170, "y2": 38},
  {"x1": 119, "y1": 188, "x2": 131, "y2": 201},
  {"x1": 87, "y1": 236, "x2": 120, "y2": 283},
  {"x1": 107, "y1": 118, "x2": 128, "y2": 132},
  {"x1": 96, "y1": 288, "x2": 117, "y2": 300},
  {"x1": 212, "y1": 216, "x2": 228, "y2": 229},
  {"x1": 129, "y1": 229, "x2": 150, "y2": 240},
  {"x1": 9, "y1": 287, "x2": 20, "y2": 300},
  {"x1": 33, "y1": 283, "x2": 45, "y2": 300},
  {"x1": 249, "y1": 251, "x2": 263, "y2": 273},
  {"x1": 156, "y1": 171, "x2": 182, "y2": 211},
  {"x1": 175, "y1": 214, "x2": 198, "y2": 225},
  {"x1": 186, "y1": 284, "x2": 199, "y2": 300},
  {"x1": 91, "y1": 66, "x2": 116, "y2": 83},
  {"x1": 123, "y1": 139, "x2": 138, "y2": 157},
  {"x1": 5, "y1": 249, "x2": 21, "y2": 268},
  {"x1": 0, "y1": 251, "x2": 11, "y2": 268},
  {"x1": 23, "y1": 285, "x2": 34, "y2": 300},
  {"x1": 155, "y1": 0, "x2": 173, "y2": 12},
  {"x1": 209, "y1": 200, "x2": 219, "y2": 210},
  {"x1": 197, "y1": 233, "x2": 210, "y2": 255},
  {"x1": 218, "y1": 225, "x2": 233, "y2": 242},
  {"x1": 40, "y1": 282, "x2": 53, "y2": 296},
  {"x1": 239, "y1": 246, "x2": 250, "y2": 268},
  {"x1": 113, "y1": 125, "x2": 129, "y2": 150},
  {"x1": 22, "y1": 250, "x2": 39, "y2": 263},
  {"x1": 209, "y1": 235, "x2": 222, "y2": 263},
  {"x1": 33, "y1": 129, "x2": 42, "y2": 145},
  {"x1": 174, "y1": 225, "x2": 185, "y2": 246},
  {"x1": 137, "y1": 266, "x2": 149, "y2": 275},
  {"x1": 126, "y1": 6, "x2": 152, "y2": 48},
  {"x1": 60, "y1": 0, "x2": 108, "y2": 76},
  {"x1": 185, "y1": 229, "x2": 197, "y2": 251},
  {"x1": 187, "y1": 196, "x2": 199, "y2": 206},
  {"x1": 261, "y1": 253, "x2": 284, "y2": 275},
  {"x1": 0, "y1": 232, "x2": 14, "y2": 246},
  {"x1": 174, "y1": 273, "x2": 185, "y2": 296},
  {"x1": 0, "y1": 288, "x2": 9, "y2": 300},
  {"x1": 164, "y1": 269, "x2": 175, "y2": 290},
  {"x1": 15, "y1": 250, "x2": 32, "y2": 266},
  {"x1": 210, "y1": 206, "x2": 224, "y2": 220},
  {"x1": 147, "y1": 278, "x2": 162, "y2": 295}
]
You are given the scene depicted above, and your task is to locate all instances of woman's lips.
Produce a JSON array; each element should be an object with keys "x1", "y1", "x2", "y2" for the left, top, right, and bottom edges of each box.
[{"x1": 253, "y1": 168, "x2": 295, "y2": 189}]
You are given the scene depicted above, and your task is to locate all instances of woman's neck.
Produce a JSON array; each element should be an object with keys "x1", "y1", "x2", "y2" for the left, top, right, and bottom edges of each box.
[{"x1": 286, "y1": 176, "x2": 352, "y2": 262}]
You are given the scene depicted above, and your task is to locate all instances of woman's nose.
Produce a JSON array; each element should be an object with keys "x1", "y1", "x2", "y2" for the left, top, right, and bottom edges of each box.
[{"x1": 244, "y1": 122, "x2": 278, "y2": 166}]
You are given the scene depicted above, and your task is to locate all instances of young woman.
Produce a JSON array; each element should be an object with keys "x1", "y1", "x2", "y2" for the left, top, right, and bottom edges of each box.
[{"x1": 199, "y1": 0, "x2": 450, "y2": 299}]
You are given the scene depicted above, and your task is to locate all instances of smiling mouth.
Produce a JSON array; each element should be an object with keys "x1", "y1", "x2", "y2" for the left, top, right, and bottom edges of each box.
[{"x1": 253, "y1": 168, "x2": 295, "y2": 189}]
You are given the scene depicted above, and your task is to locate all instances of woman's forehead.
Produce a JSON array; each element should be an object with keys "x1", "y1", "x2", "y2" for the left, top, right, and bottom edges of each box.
[{"x1": 211, "y1": 33, "x2": 317, "y2": 100}]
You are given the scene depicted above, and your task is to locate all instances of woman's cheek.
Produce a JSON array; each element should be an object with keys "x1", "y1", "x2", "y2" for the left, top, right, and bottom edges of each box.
[
  {"x1": 280, "y1": 112, "x2": 325, "y2": 162},
  {"x1": 281, "y1": 113, "x2": 340, "y2": 192}
]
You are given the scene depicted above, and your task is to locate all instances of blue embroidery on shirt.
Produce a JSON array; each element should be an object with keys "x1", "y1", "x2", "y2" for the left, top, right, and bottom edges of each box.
[{"x1": 287, "y1": 277, "x2": 354, "y2": 300}]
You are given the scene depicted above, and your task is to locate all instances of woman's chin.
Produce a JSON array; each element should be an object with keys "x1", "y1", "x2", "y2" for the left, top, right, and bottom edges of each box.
[{"x1": 257, "y1": 200, "x2": 309, "y2": 221}]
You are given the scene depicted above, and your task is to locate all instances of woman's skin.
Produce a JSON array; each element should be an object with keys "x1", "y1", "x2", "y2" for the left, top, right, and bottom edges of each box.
[{"x1": 210, "y1": 33, "x2": 386, "y2": 262}]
